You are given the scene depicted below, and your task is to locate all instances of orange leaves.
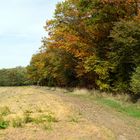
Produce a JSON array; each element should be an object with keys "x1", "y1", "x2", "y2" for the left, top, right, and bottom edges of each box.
[
  {"x1": 65, "y1": 34, "x2": 79, "y2": 43},
  {"x1": 28, "y1": 0, "x2": 140, "y2": 89}
]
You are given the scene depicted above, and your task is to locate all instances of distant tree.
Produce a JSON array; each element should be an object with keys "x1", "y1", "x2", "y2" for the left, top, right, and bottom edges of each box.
[{"x1": 0, "y1": 67, "x2": 31, "y2": 86}]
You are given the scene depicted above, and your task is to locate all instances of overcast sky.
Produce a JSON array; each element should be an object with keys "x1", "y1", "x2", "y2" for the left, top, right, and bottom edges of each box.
[{"x1": 0, "y1": 0, "x2": 62, "y2": 68}]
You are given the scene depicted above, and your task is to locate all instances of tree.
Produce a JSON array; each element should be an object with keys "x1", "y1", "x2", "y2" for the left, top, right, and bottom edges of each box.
[
  {"x1": 109, "y1": 19, "x2": 140, "y2": 91},
  {"x1": 0, "y1": 67, "x2": 30, "y2": 86},
  {"x1": 28, "y1": 0, "x2": 140, "y2": 92}
]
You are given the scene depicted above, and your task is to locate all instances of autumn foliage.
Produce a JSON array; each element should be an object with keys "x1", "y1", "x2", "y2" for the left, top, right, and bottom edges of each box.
[{"x1": 27, "y1": 0, "x2": 140, "y2": 95}]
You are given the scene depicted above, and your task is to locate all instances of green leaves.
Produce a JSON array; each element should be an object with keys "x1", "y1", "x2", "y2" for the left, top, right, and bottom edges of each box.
[
  {"x1": 28, "y1": 0, "x2": 140, "y2": 94},
  {"x1": 84, "y1": 56, "x2": 112, "y2": 90},
  {"x1": 0, "y1": 117, "x2": 9, "y2": 129},
  {"x1": 109, "y1": 19, "x2": 140, "y2": 91},
  {"x1": 131, "y1": 66, "x2": 140, "y2": 95},
  {"x1": 0, "y1": 67, "x2": 30, "y2": 86}
]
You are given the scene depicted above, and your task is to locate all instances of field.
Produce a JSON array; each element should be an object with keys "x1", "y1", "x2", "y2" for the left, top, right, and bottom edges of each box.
[{"x1": 0, "y1": 87, "x2": 140, "y2": 140}]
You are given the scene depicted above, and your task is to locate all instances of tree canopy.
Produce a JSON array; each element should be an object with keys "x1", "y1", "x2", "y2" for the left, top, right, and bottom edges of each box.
[
  {"x1": 0, "y1": 67, "x2": 30, "y2": 86},
  {"x1": 27, "y1": 0, "x2": 140, "y2": 95}
]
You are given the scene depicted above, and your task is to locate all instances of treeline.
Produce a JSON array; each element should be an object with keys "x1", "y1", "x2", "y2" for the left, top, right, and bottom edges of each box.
[
  {"x1": 27, "y1": 0, "x2": 140, "y2": 96},
  {"x1": 0, "y1": 67, "x2": 30, "y2": 86}
]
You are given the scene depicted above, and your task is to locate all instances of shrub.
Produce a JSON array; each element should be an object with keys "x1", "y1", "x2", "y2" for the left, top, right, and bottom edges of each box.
[{"x1": 131, "y1": 66, "x2": 140, "y2": 95}]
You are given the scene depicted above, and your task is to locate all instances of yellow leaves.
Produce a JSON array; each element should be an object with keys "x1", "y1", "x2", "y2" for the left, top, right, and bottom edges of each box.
[
  {"x1": 75, "y1": 63, "x2": 86, "y2": 77},
  {"x1": 28, "y1": 0, "x2": 140, "y2": 90},
  {"x1": 96, "y1": 80, "x2": 110, "y2": 91}
]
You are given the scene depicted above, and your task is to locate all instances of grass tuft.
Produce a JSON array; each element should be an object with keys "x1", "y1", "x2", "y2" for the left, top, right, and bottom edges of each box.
[
  {"x1": 42, "y1": 123, "x2": 53, "y2": 131},
  {"x1": 69, "y1": 116, "x2": 79, "y2": 123},
  {"x1": 0, "y1": 106, "x2": 10, "y2": 116},
  {"x1": 34, "y1": 114, "x2": 58, "y2": 124},
  {"x1": 12, "y1": 117, "x2": 24, "y2": 128},
  {"x1": 0, "y1": 116, "x2": 9, "y2": 129},
  {"x1": 23, "y1": 113, "x2": 34, "y2": 123}
]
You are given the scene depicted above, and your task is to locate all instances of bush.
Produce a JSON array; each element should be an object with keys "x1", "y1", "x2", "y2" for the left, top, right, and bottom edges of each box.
[
  {"x1": 131, "y1": 66, "x2": 140, "y2": 95},
  {"x1": 0, "y1": 116, "x2": 9, "y2": 129}
]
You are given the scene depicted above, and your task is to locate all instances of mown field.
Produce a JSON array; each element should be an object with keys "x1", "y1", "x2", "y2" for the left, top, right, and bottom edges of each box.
[{"x1": 0, "y1": 86, "x2": 140, "y2": 140}]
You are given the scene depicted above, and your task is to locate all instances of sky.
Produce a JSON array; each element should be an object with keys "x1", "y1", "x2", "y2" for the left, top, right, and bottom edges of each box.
[{"x1": 0, "y1": 0, "x2": 62, "y2": 68}]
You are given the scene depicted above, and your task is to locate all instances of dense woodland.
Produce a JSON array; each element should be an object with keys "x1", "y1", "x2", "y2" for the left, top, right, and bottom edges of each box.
[
  {"x1": 27, "y1": 0, "x2": 140, "y2": 96},
  {"x1": 0, "y1": 0, "x2": 140, "y2": 97},
  {"x1": 0, "y1": 67, "x2": 30, "y2": 86}
]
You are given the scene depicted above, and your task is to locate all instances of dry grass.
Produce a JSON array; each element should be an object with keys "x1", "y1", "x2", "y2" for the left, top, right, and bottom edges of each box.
[{"x1": 0, "y1": 86, "x2": 115, "y2": 140}]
